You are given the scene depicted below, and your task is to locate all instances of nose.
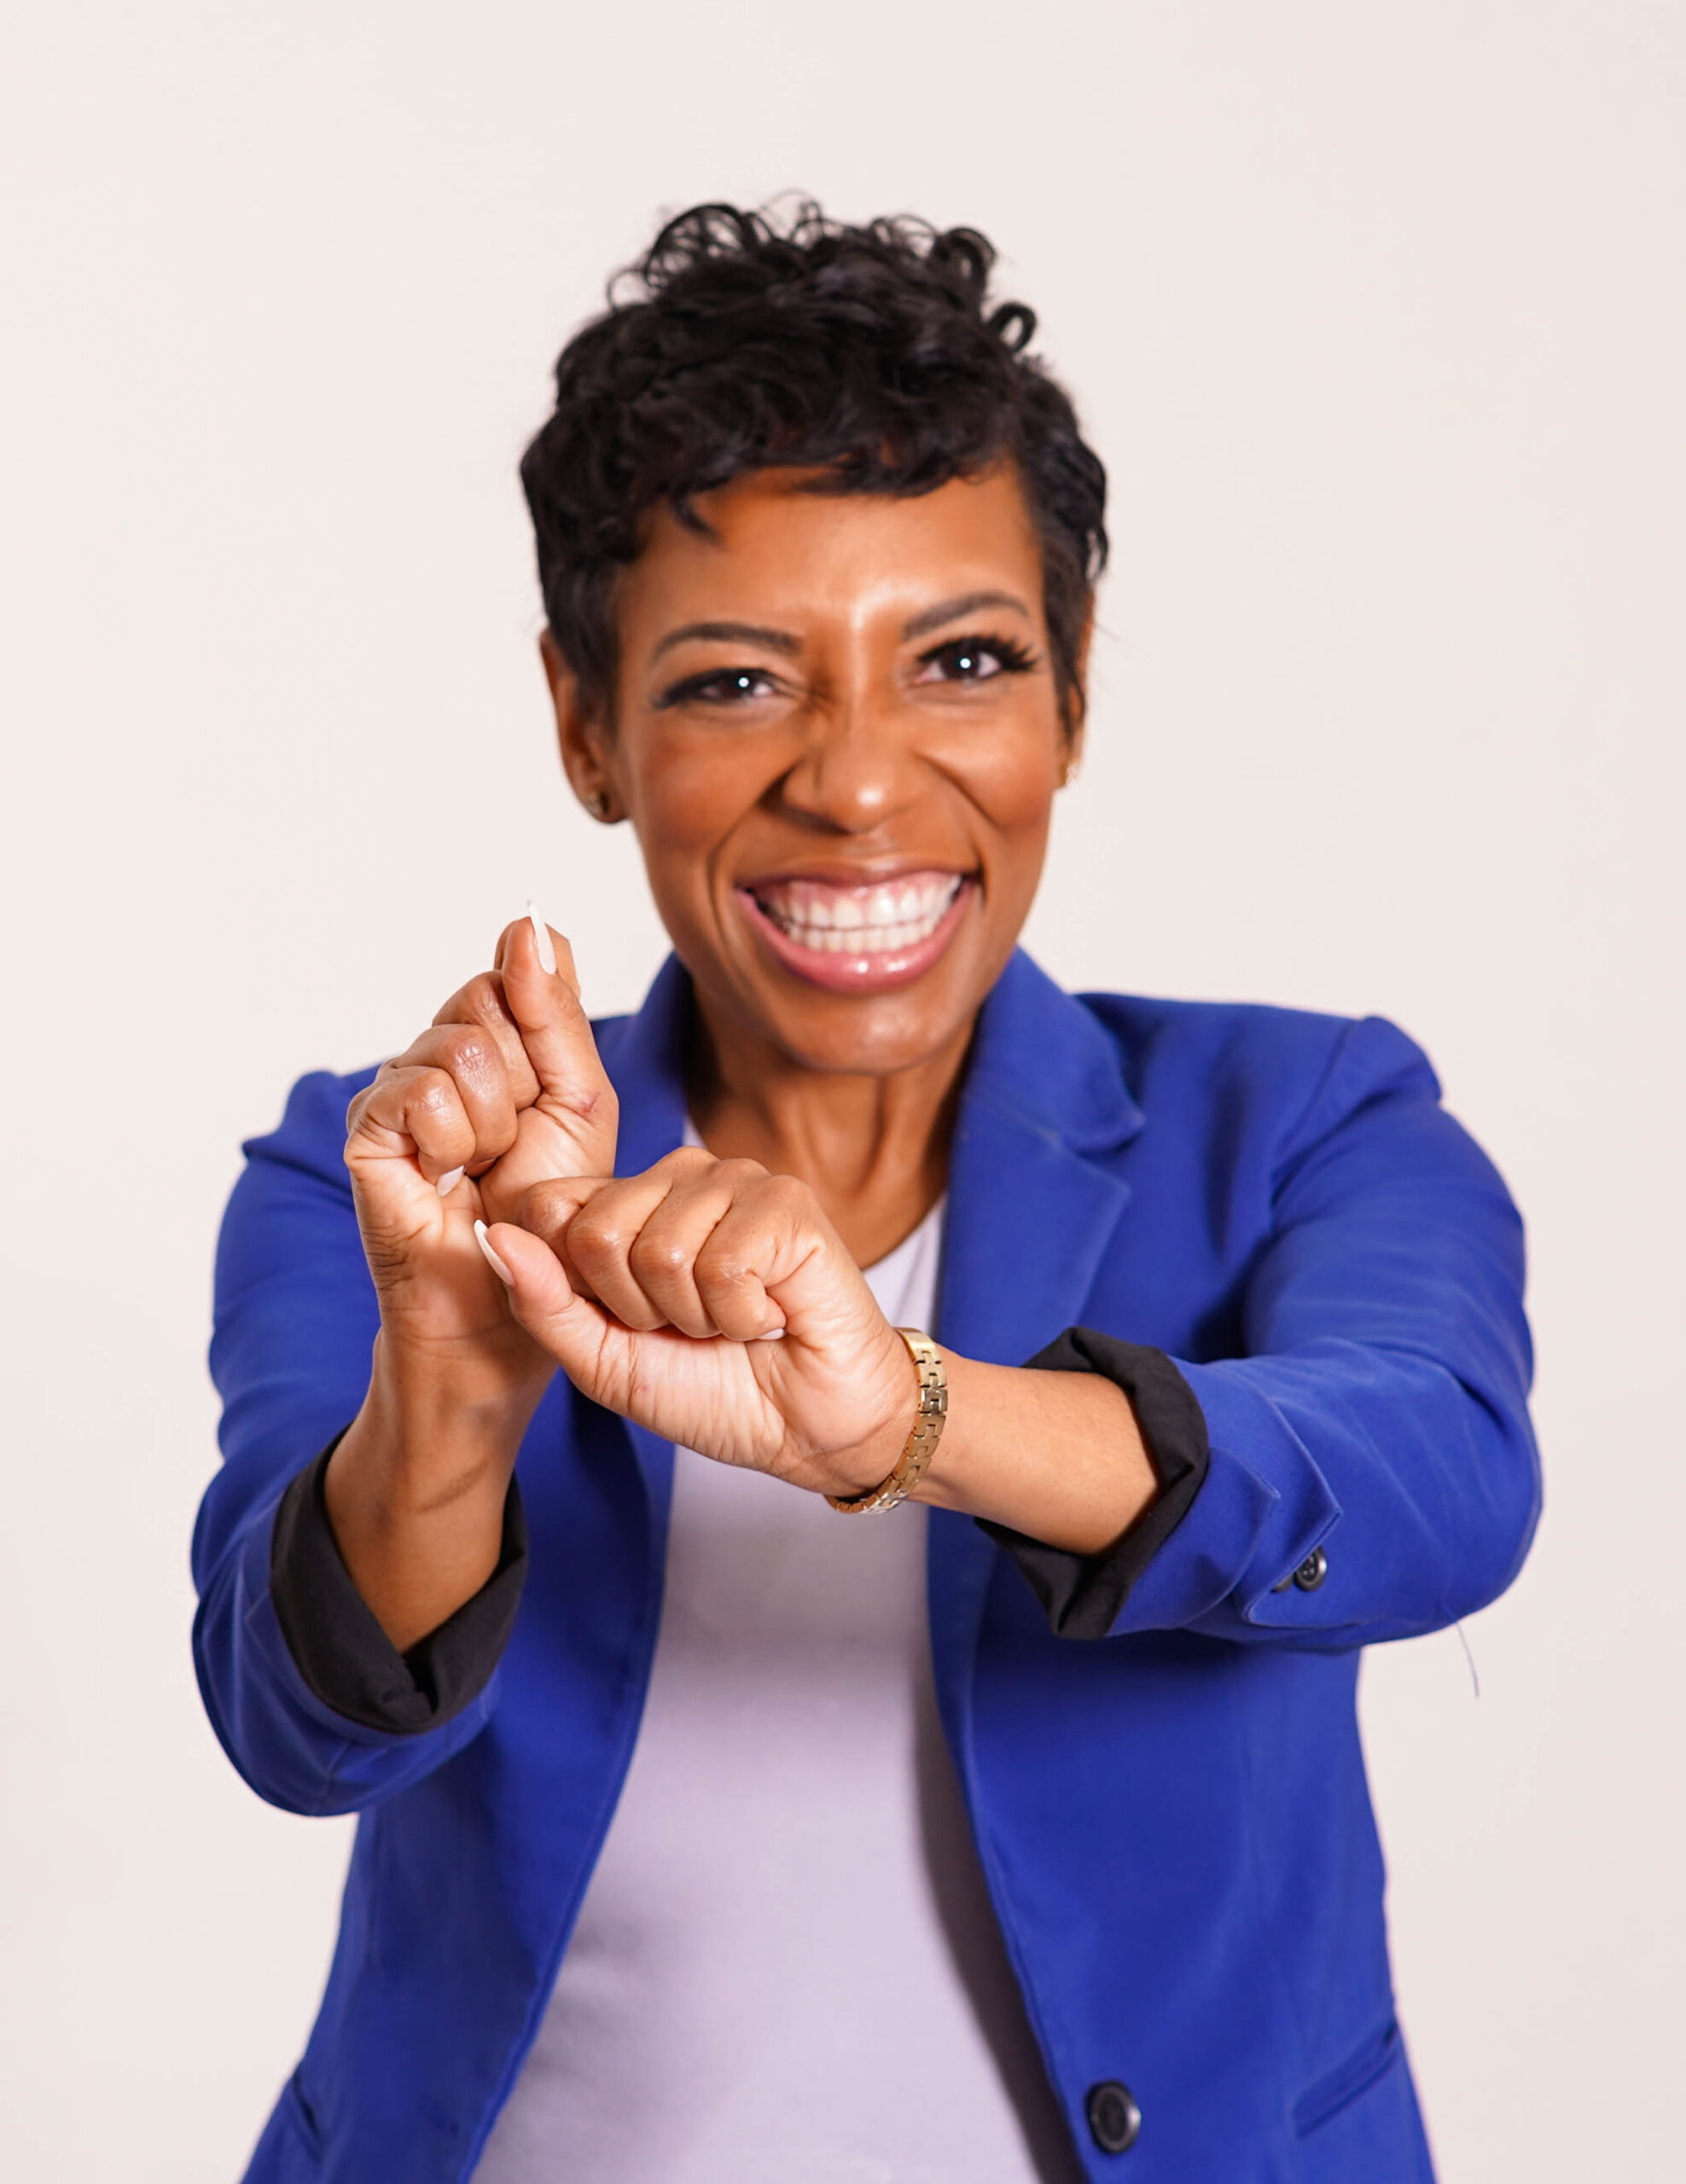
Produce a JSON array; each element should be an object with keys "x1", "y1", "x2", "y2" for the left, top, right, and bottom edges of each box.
[{"x1": 775, "y1": 688, "x2": 924, "y2": 835}]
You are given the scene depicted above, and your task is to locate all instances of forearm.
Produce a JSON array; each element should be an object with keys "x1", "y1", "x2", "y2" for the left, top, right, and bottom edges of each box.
[
  {"x1": 911, "y1": 1352, "x2": 1159, "y2": 1554},
  {"x1": 324, "y1": 1333, "x2": 553, "y2": 1652}
]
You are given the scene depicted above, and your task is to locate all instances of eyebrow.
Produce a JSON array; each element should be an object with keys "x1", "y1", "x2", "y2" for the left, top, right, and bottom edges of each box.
[
  {"x1": 899, "y1": 590, "x2": 1034, "y2": 641},
  {"x1": 650, "y1": 619, "x2": 803, "y2": 663},
  {"x1": 649, "y1": 589, "x2": 1037, "y2": 666}
]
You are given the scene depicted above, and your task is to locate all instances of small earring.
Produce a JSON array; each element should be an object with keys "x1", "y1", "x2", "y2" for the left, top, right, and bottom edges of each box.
[
  {"x1": 1059, "y1": 758, "x2": 1080, "y2": 789},
  {"x1": 586, "y1": 789, "x2": 613, "y2": 822}
]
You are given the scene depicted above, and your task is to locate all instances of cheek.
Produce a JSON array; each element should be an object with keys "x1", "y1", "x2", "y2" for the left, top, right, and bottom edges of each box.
[
  {"x1": 950, "y1": 719, "x2": 1062, "y2": 839},
  {"x1": 619, "y1": 735, "x2": 770, "y2": 907},
  {"x1": 636, "y1": 774, "x2": 721, "y2": 855},
  {"x1": 620, "y1": 723, "x2": 705, "y2": 809}
]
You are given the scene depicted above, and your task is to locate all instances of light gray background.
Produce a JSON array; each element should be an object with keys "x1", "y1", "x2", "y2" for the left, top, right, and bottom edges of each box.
[{"x1": 3, "y1": 4, "x2": 1682, "y2": 2178}]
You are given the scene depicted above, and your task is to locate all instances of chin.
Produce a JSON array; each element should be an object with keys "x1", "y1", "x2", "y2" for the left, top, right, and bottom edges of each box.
[{"x1": 753, "y1": 964, "x2": 990, "y2": 1079}]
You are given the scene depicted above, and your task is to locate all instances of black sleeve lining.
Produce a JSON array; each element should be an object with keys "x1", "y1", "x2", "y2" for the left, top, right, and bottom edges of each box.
[
  {"x1": 269, "y1": 1433, "x2": 529, "y2": 1735},
  {"x1": 978, "y1": 1330, "x2": 1210, "y2": 1641}
]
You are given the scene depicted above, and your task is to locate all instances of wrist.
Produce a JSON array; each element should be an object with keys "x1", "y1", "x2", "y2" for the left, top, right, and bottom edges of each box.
[
  {"x1": 824, "y1": 1409, "x2": 913, "y2": 1499},
  {"x1": 337, "y1": 1333, "x2": 549, "y2": 1522},
  {"x1": 911, "y1": 1354, "x2": 1158, "y2": 1552},
  {"x1": 822, "y1": 1329, "x2": 945, "y2": 1508},
  {"x1": 373, "y1": 1324, "x2": 552, "y2": 1427}
]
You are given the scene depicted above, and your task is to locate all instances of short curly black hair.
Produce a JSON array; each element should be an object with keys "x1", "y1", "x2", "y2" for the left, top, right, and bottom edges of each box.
[{"x1": 520, "y1": 201, "x2": 1108, "y2": 731}]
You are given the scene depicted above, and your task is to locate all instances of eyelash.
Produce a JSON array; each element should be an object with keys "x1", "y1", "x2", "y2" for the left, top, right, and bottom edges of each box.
[
  {"x1": 919, "y1": 631, "x2": 1038, "y2": 682},
  {"x1": 654, "y1": 630, "x2": 1038, "y2": 710},
  {"x1": 654, "y1": 667, "x2": 776, "y2": 710}
]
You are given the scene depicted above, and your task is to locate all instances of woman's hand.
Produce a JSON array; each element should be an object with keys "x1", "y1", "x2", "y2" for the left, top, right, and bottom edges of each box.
[
  {"x1": 343, "y1": 909, "x2": 618, "y2": 1391},
  {"x1": 326, "y1": 911, "x2": 618, "y2": 1651},
  {"x1": 481, "y1": 1151, "x2": 921, "y2": 1501}
]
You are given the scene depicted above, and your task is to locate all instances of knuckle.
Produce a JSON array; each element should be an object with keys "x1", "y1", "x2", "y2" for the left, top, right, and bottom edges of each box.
[
  {"x1": 359, "y1": 1059, "x2": 406, "y2": 1110},
  {"x1": 631, "y1": 1231, "x2": 690, "y2": 1278},
  {"x1": 695, "y1": 1243, "x2": 752, "y2": 1291},
  {"x1": 432, "y1": 973, "x2": 507, "y2": 1030},
  {"x1": 518, "y1": 1179, "x2": 573, "y2": 1230},
  {"x1": 762, "y1": 1173, "x2": 811, "y2": 1217},
  {"x1": 439, "y1": 1029, "x2": 491, "y2": 1077},
  {"x1": 412, "y1": 1070, "x2": 457, "y2": 1118},
  {"x1": 568, "y1": 1209, "x2": 623, "y2": 1259},
  {"x1": 463, "y1": 972, "x2": 509, "y2": 1019},
  {"x1": 549, "y1": 979, "x2": 589, "y2": 1026}
]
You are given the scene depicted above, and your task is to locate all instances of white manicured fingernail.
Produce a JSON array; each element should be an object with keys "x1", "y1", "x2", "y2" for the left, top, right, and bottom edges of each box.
[
  {"x1": 753, "y1": 1327, "x2": 786, "y2": 1342},
  {"x1": 474, "y1": 1218, "x2": 515, "y2": 1287},
  {"x1": 525, "y1": 900, "x2": 558, "y2": 976},
  {"x1": 435, "y1": 1166, "x2": 465, "y2": 1198}
]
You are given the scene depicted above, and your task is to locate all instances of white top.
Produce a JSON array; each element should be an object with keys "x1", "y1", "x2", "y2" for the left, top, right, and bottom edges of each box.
[{"x1": 476, "y1": 1198, "x2": 1074, "y2": 2182}]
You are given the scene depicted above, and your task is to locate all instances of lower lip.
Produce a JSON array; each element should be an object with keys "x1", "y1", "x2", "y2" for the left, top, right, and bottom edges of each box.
[{"x1": 737, "y1": 880, "x2": 976, "y2": 995}]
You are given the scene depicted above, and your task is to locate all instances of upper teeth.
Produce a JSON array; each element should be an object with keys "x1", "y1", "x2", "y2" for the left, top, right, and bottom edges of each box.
[{"x1": 754, "y1": 874, "x2": 963, "y2": 954}]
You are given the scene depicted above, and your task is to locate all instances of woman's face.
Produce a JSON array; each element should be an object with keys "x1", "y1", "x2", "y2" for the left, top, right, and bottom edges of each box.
[{"x1": 550, "y1": 465, "x2": 1080, "y2": 1078}]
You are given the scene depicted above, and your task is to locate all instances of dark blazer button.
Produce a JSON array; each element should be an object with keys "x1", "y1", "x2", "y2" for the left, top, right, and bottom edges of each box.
[
  {"x1": 1085, "y1": 2080, "x2": 1142, "y2": 2153},
  {"x1": 1292, "y1": 1545, "x2": 1328, "y2": 1592}
]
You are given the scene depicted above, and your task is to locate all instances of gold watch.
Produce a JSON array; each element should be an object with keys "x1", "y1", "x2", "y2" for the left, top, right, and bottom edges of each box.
[{"x1": 825, "y1": 1329, "x2": 948, "y2": 1514}]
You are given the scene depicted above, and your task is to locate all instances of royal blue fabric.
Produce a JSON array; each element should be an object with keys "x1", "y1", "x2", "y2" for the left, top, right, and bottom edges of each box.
[{"x1": 194, "y1": 950, "x2": 1538, "y2": 2181}]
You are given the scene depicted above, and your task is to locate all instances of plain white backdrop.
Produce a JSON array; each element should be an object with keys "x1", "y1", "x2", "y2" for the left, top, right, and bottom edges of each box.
[{"x1": 3, "y1": 4, "x2": 1682, "y2": 2177}]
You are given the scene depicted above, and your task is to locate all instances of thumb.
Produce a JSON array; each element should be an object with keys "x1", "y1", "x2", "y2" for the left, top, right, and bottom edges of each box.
[
  {"x1": 476, "y1": 1217, "x2": 621, "y2": 1391},
  {"x1": 497, "y1": 906, "x2": 616, "y2": 1127}
]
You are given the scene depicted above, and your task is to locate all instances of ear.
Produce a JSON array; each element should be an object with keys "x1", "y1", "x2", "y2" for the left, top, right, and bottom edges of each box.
[
  {"x1": 1061, "y1": 595, "x2": 1096, "y2": 770},
  {"x1": 539, "y1": 630, "x2": 622, "y2": 823}
]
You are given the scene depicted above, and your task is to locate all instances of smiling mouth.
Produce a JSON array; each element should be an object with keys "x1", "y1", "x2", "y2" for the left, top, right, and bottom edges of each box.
[
  {"x1": 737, "y1": 870, "x2": 975, "y2": 991},
  {"x1": 752, "y1": 872, "x2": 964, "y2": 951}
]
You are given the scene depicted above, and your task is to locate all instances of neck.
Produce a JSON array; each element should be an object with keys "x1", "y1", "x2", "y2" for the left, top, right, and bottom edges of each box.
[{"x1": 685, "y1": 993, "x2": 974, "y2": 1268}]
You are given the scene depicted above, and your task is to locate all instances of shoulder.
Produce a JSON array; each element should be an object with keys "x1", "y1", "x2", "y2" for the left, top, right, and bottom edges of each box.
[
  {"x1": 1075, "y1": 990, "x2": 1443, "y2": 1157},
  {"x1": 235, "y1": 1060, "x2": 382, "y2": 1195},
  {"x1": 214, "y1": 1064, "x2": 383, "y2": 1324}
]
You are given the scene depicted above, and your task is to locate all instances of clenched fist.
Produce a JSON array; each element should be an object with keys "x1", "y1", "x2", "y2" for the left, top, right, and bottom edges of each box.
[
  {"x1": 342, "y1": 907, "x2": 617, "y2": 1391},
  {"x1": 480, "y1": 1150, "x2": 921, "y2": 1502}
]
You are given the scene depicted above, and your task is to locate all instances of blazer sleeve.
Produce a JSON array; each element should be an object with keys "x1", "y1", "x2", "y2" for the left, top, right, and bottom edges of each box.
[
  {"x1": 190, "y1": 1068, "x2": 508, "y2": 1816},
  {"x1": 1098, "y1": 1015, "x2": 1540, "y2": 1646}
]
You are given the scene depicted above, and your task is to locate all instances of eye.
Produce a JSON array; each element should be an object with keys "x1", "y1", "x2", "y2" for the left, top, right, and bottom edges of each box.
[
  {"x1": 655, "y1": 665, "x2": 780, "y2": 710},
  {"x1": 913, "y1": 632, "x2": 1038, "y2": 686}
]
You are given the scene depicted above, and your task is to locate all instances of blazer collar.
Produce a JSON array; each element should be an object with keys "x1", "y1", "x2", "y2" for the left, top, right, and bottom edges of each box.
[{"x1": 953, "y1": 946, "x2": 1144, "y2": 1159}]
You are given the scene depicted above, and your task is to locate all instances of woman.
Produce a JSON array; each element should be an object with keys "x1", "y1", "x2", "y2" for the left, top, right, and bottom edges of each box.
[{"x1": 194, "y1": 205, "x2": 1539, "y2": 2183}]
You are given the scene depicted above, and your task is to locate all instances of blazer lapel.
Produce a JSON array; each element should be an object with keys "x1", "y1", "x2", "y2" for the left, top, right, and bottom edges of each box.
[{"x1": 927, "y1": 951, "x2": 1146, "y2": 1763}]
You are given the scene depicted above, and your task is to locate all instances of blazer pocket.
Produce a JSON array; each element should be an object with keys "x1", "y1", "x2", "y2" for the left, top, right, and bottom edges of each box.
[{"x1": 1292, "y1": 2017, "x2": 1404, "y2": 2138}]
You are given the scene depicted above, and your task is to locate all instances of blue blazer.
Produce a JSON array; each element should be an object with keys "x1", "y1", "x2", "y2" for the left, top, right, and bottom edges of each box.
[{"x1": 194, "y1": 950, "x2": 1539, "y2": 2182}]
